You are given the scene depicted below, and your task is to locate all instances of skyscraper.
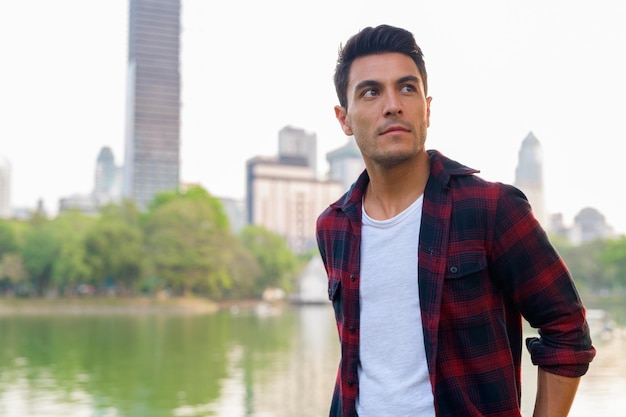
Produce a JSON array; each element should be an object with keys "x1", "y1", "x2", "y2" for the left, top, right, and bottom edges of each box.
[
  {"x1": 94, "y1": 146, "x2": 122, "y2": 205},
  {"x1": 123, "y1": 0, "x2": 181, "y2": 209},
  {"x1": 514, "y1": 131, "x2": 547, "y2": 226}
]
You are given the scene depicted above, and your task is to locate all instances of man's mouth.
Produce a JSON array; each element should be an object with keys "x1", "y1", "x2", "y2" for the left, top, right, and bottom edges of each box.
[{"x1": 380, "y1": 124, "x2": 410, "y2": 135}]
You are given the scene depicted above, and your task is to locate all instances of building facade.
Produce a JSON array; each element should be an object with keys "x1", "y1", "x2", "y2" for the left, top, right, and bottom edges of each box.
[
  {"x1": 570, "y1": 207, "x2": 615, "y2": 244},
  {"x1": 246, "y1": 126, "x2": 343, "y2": 253},
  {"x1": 514, "y1": 131, "x2": 547, "y2": 226},
  {"x1": 123, "y1": 0, "x2": 181, "y2": 209},
  {"x1": 278, "y1": 126, "x2": 317, "y2": 174},
  {"x1": 94, "y1": 146, "x2": 122, "y2": 206},
  {"x1": 246, "y1": 156, "x2": 342, "y2": 254}
]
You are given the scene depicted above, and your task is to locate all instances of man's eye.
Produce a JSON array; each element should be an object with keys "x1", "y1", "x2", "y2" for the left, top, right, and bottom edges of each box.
[
  {"x1": 362, "y1": 89, "x2": 379, "y2": 98},
  {"x1": 401, "y1": 85, "x2": 417, "y2": 93}
]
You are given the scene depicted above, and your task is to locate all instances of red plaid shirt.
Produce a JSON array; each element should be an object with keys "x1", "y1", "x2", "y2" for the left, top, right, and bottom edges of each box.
[{"x1": 316, "y1": 150, "x2": 595, "y2": 417}]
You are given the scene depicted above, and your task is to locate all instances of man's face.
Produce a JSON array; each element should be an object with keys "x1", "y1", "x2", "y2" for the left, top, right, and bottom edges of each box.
[{"x1": 335, "y1": 52, "x2": 431, "y2": 169}]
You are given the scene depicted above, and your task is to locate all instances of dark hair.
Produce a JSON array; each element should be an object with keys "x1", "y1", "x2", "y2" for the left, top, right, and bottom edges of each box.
[{"x1": 334, "y1": 24, "x2": 428, "y2": 109}]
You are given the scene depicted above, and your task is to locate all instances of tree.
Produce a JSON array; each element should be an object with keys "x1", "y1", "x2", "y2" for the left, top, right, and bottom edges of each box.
[
  {"x1": 85, "y1": 202, "x2": 144, "y2": 295},
  {"x1": 143, "y1": 186, "x2": 249, "y2": 297},
  {"x1": 21, "y1": 218, "x2": 60, "y2": 296},
  {"x1": 238, "y1": 225, "x2": 298, "y2": 295},
  {"x1": 49, "y1": 211, "x2": 95, "y2": 295},
  {"x1": 0, "y1": 220, "x2": 18, "y2": 255},
  {"x1": 600, "y1": 237, "x2": 626, "y2": 288},
  {"x1": 554, "y1": 238, "x2": 611, "y2": 292},
  {"x1": 0, "y1": 253, "x2": 27, "y2": 295}
]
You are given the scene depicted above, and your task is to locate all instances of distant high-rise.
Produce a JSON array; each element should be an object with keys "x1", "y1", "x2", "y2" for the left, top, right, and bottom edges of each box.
[
  {"x1": 123, "y1": 0, "x2": 181, "y2": 209},
  {"x1": 326, "y1": 138, "x2": 364, "y2": 191},
  {"x1": 246, "y1": 126, "x2": 342, "y2": 253},
  {"x1": 95, "y1": 147, "x2": 116, "y2": 195},
  {"x1": 94, "y1": 146, "x2": 122, "y2": 205},
  {"x1": 0, "y1": 155, "x2": 10, "y2": 218},
  {"x1": 278, "y1": 126, "x2": 317, "y2": 174},
  {"x1": 514, "y1": 131, "x2": 547, "y2": 226}
]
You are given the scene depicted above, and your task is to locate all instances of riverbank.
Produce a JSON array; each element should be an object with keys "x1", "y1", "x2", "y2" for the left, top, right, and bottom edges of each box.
[{"x1": 0, "y1": 296, "x2": 231, "y2": 315}]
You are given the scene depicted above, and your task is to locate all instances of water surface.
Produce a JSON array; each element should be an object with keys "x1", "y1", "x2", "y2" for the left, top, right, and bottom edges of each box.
[{"x1": 0, "y1": 302, "x2": 623, "y2": 416}]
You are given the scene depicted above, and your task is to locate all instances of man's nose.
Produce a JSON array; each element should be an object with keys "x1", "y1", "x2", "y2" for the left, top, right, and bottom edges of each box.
[{"x1": 383, "y1": 91, "x2": 402, "y2": 116}]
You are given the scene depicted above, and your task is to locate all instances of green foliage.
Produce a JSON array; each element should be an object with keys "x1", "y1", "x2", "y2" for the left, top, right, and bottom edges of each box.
[
  {"x1": 553, "y1": 238, "x2": 614, "y2": 292},
  {"x1": 143, "y1": 190, "x2": 255, "y2": 298},
  {"x1": 599, "y1": 237, "x2": 626, "y2": 287},
  {"x1": 49, "y1": 211, "x2": 96, "y2": 293},
  {"x1": 0, "y1": 219, "x2": 18, "y2": 255},
  {"x1": 238, "y1": 225, "x2": 298, "y2": 295},
  {"x1": 0, "y1": 253, "x2": 27, "y2": 285},
  {"x1": 85, "y1": 202, "x2": 144, "y2": 294},
  {"x1": 0, "y1": 186, "x2": 323, "y2": 300},
  {"x1": 21, "y1": 218, "x2": 60, "y2": 295},
  {"x1": 148, "y1": 186, "x2": 230, "y2": 230}
]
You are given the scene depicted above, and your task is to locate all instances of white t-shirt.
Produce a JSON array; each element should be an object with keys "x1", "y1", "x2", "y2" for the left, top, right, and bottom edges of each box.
[{"x1": 357, "y1": 195, "x2": 436, "y2": 417}]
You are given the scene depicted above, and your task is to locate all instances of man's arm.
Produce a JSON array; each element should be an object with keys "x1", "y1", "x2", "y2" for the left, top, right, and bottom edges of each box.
[{"x1": 532, "y1": 367, "x2": 581, "y2": 417}]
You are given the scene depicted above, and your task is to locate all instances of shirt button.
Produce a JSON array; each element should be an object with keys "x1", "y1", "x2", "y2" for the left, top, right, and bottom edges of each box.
[
  {"x1": 347, "y1": 380, "x2": 354, "y2": 387},
  {"x1": 350, "y1": 275, "x2": 355, "y2": 282},
  {"x1": 449, "y1": 266, "x2": 458, "y2": 274},
  {"x1": 349, "y1": 327, "x2": 356, "y2": 333}
]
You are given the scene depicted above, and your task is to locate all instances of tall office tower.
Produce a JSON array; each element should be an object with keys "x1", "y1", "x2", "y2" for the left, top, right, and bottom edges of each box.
[
  {"x1": 514, "y1": 131, "x2": 547, "y2": 226},
  {"x1": 94, "y1": 146, "x2": 121, "y2": 205},
  {"x1": 123, "y1": 0, "x2": 181, "y2": 209},
  {"x1": 278, "y1": 126, "x2": 317, "y2": 174},
  {"x1": 326, "y1": 138, "x2": 365, "y2": 191},
  {"x1": 0, "y1": 155, "x2": 10, "y2": 218}
]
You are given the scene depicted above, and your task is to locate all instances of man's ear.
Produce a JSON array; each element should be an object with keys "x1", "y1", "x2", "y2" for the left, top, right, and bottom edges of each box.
[{"x1": 334, "y1": 105, "x2": 353, "y2": 136}]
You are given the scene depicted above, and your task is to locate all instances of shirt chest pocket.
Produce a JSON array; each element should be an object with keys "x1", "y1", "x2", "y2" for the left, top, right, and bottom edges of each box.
[
  {"x1": 444, "y1": 251, "x2": 490, "y2": 297},
  {"x1": 445, "y1": 250, "x2": 488, "y2": 279},
  {"x1": 328, "y1": 278, "x2": 343, "y2": 322}
]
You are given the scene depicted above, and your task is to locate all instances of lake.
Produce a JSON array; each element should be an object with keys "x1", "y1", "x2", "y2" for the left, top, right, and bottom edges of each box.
[{"x1": 0, "y1": 301, "x2": 624, "y2": 416}]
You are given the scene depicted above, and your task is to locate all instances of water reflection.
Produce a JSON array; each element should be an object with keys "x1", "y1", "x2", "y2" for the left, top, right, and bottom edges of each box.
[{"x1": 0, "y1": 303, "x2": 624, "y2": 417}]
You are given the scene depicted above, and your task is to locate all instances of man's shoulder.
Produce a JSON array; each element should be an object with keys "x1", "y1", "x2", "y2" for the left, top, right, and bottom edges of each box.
[{"x1": 428, "y1": 149, "x2": 502, "y2": 191}]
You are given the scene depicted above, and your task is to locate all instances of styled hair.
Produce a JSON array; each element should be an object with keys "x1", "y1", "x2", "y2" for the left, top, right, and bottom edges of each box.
[{"x1": 333, "y1": 24, "x2": 428, "y2": 109}]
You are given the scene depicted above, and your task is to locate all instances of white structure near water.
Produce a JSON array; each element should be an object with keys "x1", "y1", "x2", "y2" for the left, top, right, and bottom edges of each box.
[{"x1": 292, "y1": 255, "x2": 328, "y2": 304}]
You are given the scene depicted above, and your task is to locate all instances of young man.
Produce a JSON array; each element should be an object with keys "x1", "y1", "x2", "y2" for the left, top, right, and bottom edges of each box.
[{"x1": 316, "y1": 24, "x2": 595, "y2": 417}]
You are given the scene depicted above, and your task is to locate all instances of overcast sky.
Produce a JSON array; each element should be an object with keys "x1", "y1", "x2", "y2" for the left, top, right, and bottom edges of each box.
[{"x1": 1, "y1": 0, "x2": 625, "y2": 234}]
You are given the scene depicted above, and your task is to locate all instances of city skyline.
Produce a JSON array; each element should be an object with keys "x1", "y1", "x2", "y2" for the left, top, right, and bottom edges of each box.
[
  {"x1": 1, "y1": 0, "x2": 625, "y2": 234},
  {"x1": 123, "y1": 0, "x2": 181, "y2": 208}
]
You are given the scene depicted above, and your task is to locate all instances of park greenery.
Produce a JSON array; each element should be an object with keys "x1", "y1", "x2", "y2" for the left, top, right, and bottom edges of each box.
[
  {"x1": 0, "y1": 185, "x2": 625, "y2": 300},
  {"x1": 0, "y1": 186, "x2": 307, "y2": 300}
]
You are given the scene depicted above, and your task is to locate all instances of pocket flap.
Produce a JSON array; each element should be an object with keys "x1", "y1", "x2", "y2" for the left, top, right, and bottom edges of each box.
[
  {"x1": 328, "y1": 279, "x2": 340, "y2": 301},
  {"x1": 446, "y1": 251, "x2": 487, "y2": 279}
]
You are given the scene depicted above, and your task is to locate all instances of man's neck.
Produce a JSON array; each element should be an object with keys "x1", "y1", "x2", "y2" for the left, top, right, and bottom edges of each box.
[{"x1": 363, "y1": 153, "x2": 430, "y2": 220}]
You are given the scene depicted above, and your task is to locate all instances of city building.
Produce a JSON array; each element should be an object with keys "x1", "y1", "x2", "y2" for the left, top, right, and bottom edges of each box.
[
  {"x1": 219, "y1": 197, "x2": 246, "y2": 234},
  {"x1": 278, "y1": 126, "x2": 317, "y2": 174},
  {"x1": 569, "y1": 207, "x2": 615, "y2": 244},
  {"x1": 94, "y1": 146, "x2": 122, "y2": 206},
  {"x1": 122, "y1": 0, "x2": 181, "y2": 209},
  {"x1": 514, "y1": 131, "x2": 547, "y2": 226},
  {"x1": 326, "y1": 138, "x2": 364, "y2": 192},
  {"x1": 246, "y1": 127, "x2": 343, "y2": 253},
  {"x1": 58, "y1": 194, "x2": 99, "y2": 215},
  {"x1": 0, "y1": 155, "x2": 10, "y2": 218}
]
